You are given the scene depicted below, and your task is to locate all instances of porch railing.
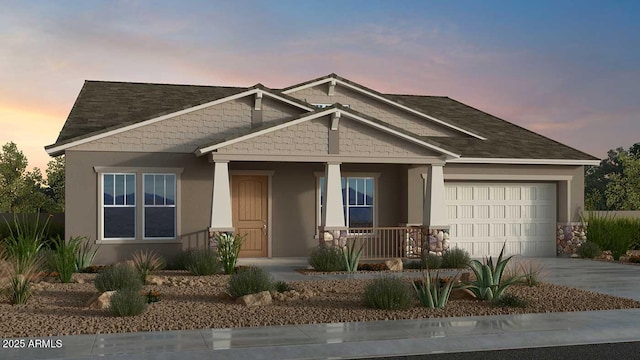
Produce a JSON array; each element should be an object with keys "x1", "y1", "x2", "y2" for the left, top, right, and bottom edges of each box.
[
  {"x1": 345, "y1": 227, "x2": 425, "y2": 259},
  {"x1": 179, "y1": 229, "x2": 210, "y2": 250}
]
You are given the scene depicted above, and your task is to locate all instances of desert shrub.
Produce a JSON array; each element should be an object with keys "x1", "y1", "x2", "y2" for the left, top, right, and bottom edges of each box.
[
  {"x1": 492, "y1": 293, "x2": 529, "y2": 308},
  {"x1": 50, "y1": 235, "x2": 79, "y2": 283},
  {"x1": 183, "y1": 249, "x2": 222, "y2": 276},
  {"x1": 227, "y1": 266, "x2": 274, "y2": 298},
  {"x1": 403, "y1": 260, "x2": 422, "y2": 269},
  {"x1": 94, "y1": 265, "x2": 142, "y2": 293},
  {"x1": 108, "y1": 289, "x2": 147, "y2": 317},
  {"x1": 363, "y1": 276, "x2": 414, "y2": 310},
  {"x1": 357, "y1": 263, "x2": 389, "y2": 271},
  {"x1": 215, "y1": 233, "x2": 246, "y2": 275},
  {"x1": 442, "y1": 248, "x2": 470, "y2": 269},
  {"x1": 75, "y1": 236, "x2": 100, "y2": 271},
  {"x1": 275, "y1": 281, "x2": 292, "y2": 293},
  {"x1": 577, "y1": 241, "x2": 602, "y2": 259},
  {"x1": 309, "y1": 245, "x2": 345, "y2": 272},
  {"x1": 3, "y1": 214, "x2": 48, "y2": 274},
  {"x1": 81, "y1": 265, "x2": 108, "y2": 273},
  {"x1": 131, "y1": 249, "x2": 165, "y2": 282},
  {"x1": 582, "y1": 212, "x2": 640, "y2": 260},
  {"x1": 422, "y1": 253, "x2": 443, "y2": 270},
  {"x1": 2, "y1": 255, "x2": 39, "y2": 305},
  {"x1": 166, "y1": 251, "x2": 191, "y2": 270}
]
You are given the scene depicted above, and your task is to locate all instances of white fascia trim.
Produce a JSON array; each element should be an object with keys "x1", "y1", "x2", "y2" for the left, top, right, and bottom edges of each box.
[
  {"x1": 447, "y1": 158, "x2": 601, "y2": 166},
  {"x1": 283, "y1": 77, "x2": 486, "y2": 141},
  {"x1": 444, "y1": 174, "x2": 573, "y2": 181},
  {"x1": 197, "y1": 108, "x2": 461, "y2": 158},
  {"x1": 45, "y1": 88, "x2": 314, "y2": 156}
]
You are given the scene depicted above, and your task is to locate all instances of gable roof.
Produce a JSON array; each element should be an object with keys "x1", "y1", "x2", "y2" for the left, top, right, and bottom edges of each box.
[{"x1": 195, "y1": 104, "x2": 461, "y2": 158}]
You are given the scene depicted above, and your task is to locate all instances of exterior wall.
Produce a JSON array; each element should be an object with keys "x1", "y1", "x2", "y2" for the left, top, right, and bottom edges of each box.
[
  {"x1": 68, "y1": 96, "x2": 304, "y2": 153},
  {"x1": 287, "y1": 84, "x2": 459, "y2": 137},
  {"x1": 65, "y1": 150, "x2": 214, "y2": 264},
  {"x1": 338, "y1": 120, "x2": 439, "y2": 157},
  {"x1": 443, "y1": 164, "x2": 585, "y2": 222}
]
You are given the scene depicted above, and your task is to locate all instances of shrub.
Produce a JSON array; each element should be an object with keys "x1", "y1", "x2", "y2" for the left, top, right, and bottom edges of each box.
[
  {"x1": 422, "y1": 253, "x2": 443, "y2": 270},
  {"x1": 582, "y1": 212, "x2": 640, "y2": 260},
  {"x1": 227, "y1": 266, "x2": 274, "y2": 298},
  {"x1": 403, "y1": 260, "x2": 422, "y2": 269},
  {"x1": 275, "y1": 281, "x2": 292, "y2": 293},
  {"x1": 465, "y1": 242, "x2": 519, "y2": 301},
  {"x1": 516, "y1": 259, "x2": 547, "y2": 287},
  {"x1": 94, "y1": 265, "x2": 143, "y2": 293},
  {"x1": 3, "y1": 214, "x2": 48, "y2": 274},
  {"x1": 75, "y1": 236, "x2": 100, "y2": 271},
  {"x1": 309, "y1": 245, "x2": 345, "y2": 272},
  {"x1": 577, "y1": 241, "x2": 602, "y2": 259},
  {"x1": 166, "y1": 251, "x2": 191, "y2": 270},
  {"x1": 413, "y1": 270, "x2": 458, "y2": 309},
  {"x1": 131, "y1": 249, "x2": 165, "y2": 282},
  {"x1": 363, "y1": 276, "x2": 414, "y2": 310},
  {"x1": 215, "y1": 233, "x2": 246, "y2": 275},
  {"x1": 142, "y1": 290, "x2": 161, "y2": 304},
  {"x1": 2, "y1": 257, "x2": 39, "y2": 305},
  {"x1": 342, "y1": 238, "x2": 364, "y2": 273},
  {"x1": 492, "y1": 293, "x2": 529, "y2": 308},
  {"x1": 357, "y1": 263, "x2": 389, "y2": 271},
  {"x1": 50, "y1": 235, "x2": 79, "y2": 283},
  {"x1": 442, "y1": 248, "x2": 470, "y2": 269},
  {"x1": 109, "y1": 289, "x2": 147, "y2": 317},
  {"x1": 184, "y1": 249, "x2": 222, "y2": 276}
]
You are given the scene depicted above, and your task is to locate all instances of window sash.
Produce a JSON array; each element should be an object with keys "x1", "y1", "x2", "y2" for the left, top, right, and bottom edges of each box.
[
  {"x1": 102, "y1": 173, "x2": 136, "y2": 239},
  {"x1": 143, "y1": 174, "x2": 176, "y2": 239},
  {"x1": 319, "y1": 176, "x2": 374, "y2": 228}
]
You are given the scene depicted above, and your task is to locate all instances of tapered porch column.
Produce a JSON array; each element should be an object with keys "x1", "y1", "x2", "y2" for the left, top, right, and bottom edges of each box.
[
  {"x1": 422, "y1": 164, "x2": 450, "y2": 255},
  {"x1": 210, "y1": 161, "x2": 234, "y2": 232},
  {"x1": 321, "y1": 162, "x2": 346, "y2": 229}
]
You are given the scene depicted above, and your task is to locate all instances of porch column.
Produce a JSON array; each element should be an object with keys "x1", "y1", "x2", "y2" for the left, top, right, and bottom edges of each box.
[
  {"x1": 321, "y1": 162, "x2": 346, "y2": 229},
  {"x1": 210, "y1": 161, "x2": 234, "y2": 232},
  {"x1": 422, "y1": 164, "x2": 450, "y2": 255}
]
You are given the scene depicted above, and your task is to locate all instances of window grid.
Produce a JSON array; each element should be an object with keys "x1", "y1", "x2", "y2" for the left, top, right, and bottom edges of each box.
[
  {"x1": 143, "y1": 174, "x2": 176, "y2": 239},
  {"x1": 320, "y1": 176, "x2": 374, "y2": 228},
  {"x1": 102, "y1": 173, "x2": 136, "y2": 240}
]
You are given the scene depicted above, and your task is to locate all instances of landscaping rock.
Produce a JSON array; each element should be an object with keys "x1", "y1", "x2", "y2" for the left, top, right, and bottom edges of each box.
[
  {"x1": 146, "y1": 276, "x2": 165, "y2": 286},
  {"x1": 236, "y1": 291, "x2": 272, "y2": 306},
  {"x1": 449, "y1": 288, "x2": 476, "y2": 301},
  {"x1": 384, "y1": 258, "x2": 403, "y2": 272},
  {"x1": 86, "y1": 291, "x2": 117, "y2": 309}
]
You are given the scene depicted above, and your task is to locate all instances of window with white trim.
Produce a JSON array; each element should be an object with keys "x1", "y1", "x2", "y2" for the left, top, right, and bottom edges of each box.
[
  {"x1": 103, "y1": 173, "x2": 136, "y2": 239},
  {"x1": 143, "y1": 174, "x2": 176, "y2": 238},
  {"x1": 319, "y1": 176, "x2": 374, "y2": 228}
]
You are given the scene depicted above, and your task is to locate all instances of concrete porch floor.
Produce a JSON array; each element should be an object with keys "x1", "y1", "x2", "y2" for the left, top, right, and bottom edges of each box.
[{"x1": 4, "y1": 257, "x2": 640, "y2": 360}]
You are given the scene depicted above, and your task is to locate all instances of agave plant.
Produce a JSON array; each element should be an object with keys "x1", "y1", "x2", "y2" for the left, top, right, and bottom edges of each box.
[
  {"x1": 464, "y1": 242, "x2": 520, "y2": 301},
  {"x1": 413, "y1": 270, "x2": 459, "y2": 309},
  {"x1": 342, "y1": 238, "x2": 363, "y2": 273}
]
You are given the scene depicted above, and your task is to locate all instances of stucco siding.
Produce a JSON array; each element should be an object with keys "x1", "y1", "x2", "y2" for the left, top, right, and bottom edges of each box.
[
  {"x1": 69, "y1": 98, "x2": 255, "y2": 153},
  {"x1": 339, "y1": 119, "x2": 440, "y2": 157},
  {"x1": 288, "y1": 84, "x2": 459, "y2": 137}
]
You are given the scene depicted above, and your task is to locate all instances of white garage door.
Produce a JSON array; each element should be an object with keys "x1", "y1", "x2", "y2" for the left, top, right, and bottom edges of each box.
[{"x1": 445, "y1": 183, "x2": 556, "y2": 257}]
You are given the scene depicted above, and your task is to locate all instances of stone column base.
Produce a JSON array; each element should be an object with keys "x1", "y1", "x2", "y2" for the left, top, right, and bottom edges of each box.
[
  {"x1": 209, "y1": 228, "x2": 235, "y2": 251},
  {"x1": 556, "y1": 222, "x2": 587, "y2": 256},
  {"x1": 318, "y1": 227, "x2": 348, "y2": 247},
  {"x1": 423, "y1": 227, "x2": 450, "y2": 257}
]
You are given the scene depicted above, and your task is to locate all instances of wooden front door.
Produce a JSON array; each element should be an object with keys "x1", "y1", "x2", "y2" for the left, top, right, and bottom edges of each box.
[{"x1": 232, "y1": 175, "x2": 268, "y2": 257}]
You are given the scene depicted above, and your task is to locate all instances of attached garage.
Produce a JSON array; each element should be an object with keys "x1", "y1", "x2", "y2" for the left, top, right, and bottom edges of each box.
[{"x1": 445, "y1": 182, "x2": 557, "y2": 257}]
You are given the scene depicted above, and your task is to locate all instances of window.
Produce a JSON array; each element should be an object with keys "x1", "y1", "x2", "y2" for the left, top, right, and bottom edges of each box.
[
  {"x1": 103, "y1": 173, "x2": 136, "y2": 239},
  {"x1": 143, "y1": 174, "x2": 176, "y2": 238},
  {"x1": 319, "y1": 176, "x2": 374, "y2": 228},
  {"x1": 312, "y1": 103, "x2": 350, "y2": 109}
]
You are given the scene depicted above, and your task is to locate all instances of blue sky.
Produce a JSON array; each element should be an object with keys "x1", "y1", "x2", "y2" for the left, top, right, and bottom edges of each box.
[{"x1": 1, "y1": 0, "x2": 639, "y2": 170}]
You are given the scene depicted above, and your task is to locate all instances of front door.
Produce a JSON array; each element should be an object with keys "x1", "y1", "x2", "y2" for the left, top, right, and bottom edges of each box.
[{"x1": 232, "y1": 175, "x2": 268, "y2": 257}]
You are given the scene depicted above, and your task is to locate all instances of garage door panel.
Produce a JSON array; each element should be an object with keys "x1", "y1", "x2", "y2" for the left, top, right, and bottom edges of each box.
[{"x1": 446, "y1": 182, "x2": 556, "y2": 257}]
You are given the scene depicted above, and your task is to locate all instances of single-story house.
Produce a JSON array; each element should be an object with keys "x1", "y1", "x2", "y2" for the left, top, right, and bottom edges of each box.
[{"x1": 46, "y1": 74, "x2": 600, "y2": 264}]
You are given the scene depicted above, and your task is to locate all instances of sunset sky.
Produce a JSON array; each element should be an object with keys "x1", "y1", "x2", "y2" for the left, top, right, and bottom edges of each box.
[{"x1": 1, "y1": 1, "x2": 639, "y2": 173}]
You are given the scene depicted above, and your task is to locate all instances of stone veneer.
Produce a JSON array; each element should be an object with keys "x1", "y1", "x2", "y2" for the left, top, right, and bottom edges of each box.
[
  {"x1": 208, "y1": 228, "x2": 234, "y2": 252},
  {"x1": 424, "y1": 228, "x2": 450, "y2": 256},
  {"x1": 556, "y1": 222, "x2": 587, "y2": 255}
]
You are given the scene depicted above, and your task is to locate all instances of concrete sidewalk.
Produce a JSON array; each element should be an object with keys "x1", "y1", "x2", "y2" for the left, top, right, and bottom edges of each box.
[{"x1": 3, "y1": 257, "x2": 640, "y2": 360}]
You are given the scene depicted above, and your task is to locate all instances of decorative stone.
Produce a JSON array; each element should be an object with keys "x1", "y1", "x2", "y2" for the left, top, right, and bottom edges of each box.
[
  {"x1": 146, "y1": 275, "x2": 165, "y2": 286},
  {"x1": 236, "y1": 291, "x2": 272, "y2": 306},
  {"x1": 323, "y1": 232, "x2": 334, "y2": 241},
  {"x1": 86, "y1": 291, "x2": 117, "y2": 309},
  {"x1": 436, "y1": 231, "x2": 444, "y2": 242},
  {"x1": 384, "y1": 258, "x2": 403, "y2": 272}
]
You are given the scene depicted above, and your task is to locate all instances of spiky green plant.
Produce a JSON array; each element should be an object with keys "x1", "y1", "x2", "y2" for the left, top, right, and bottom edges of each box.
[
  {"x1": 413, "y1": 270, "x2": 459, "y2": 309},
  {"x1": 216, "y1": 233, "x2": 246, "y2": 275},
  {"x1": 464, "y1": 242, "x2": 520, "y2": 301},
  {"x1": 3, "y1": 214, "x2": 48, "y2": 274},
  {"x1": 342, "y1": 238, "x2": 364, "y2": 273},
  {"x1": 3, "y1": 258, "x2": 40, "y2": 305},
  {"x1": 50, "y1": 235, "x2": 80, "y2": 283},
  {"x1": 131, "y1": 249, "x2": 165, "y2": 283},
  {"x1": 75, "y1": 236, "x2": 100, "y2": 271}
]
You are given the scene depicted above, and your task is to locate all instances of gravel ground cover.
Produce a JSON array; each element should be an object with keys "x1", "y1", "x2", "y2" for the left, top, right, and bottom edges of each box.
[{"x1": 1, "y1": 270, "x2": 639, "y2": 338}]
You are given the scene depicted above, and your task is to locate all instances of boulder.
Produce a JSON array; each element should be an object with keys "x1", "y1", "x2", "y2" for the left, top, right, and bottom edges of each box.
[
  {"x1": 236, "y1": 291, "x2": 272, "y2": 306},
  {"x1": 385, "y1": 258, "x2": 403, "y2": 272},
  {"x1": 146, "y1": 275, "x2": 165, "y2": 286},
  {"x1": 86, "y1": 291, "x2": 117, "y2": 309}
]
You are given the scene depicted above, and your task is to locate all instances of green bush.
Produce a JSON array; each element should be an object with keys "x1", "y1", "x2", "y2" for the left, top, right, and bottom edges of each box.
[
  {"x1": 582, "y1": 212, "x2": 640, "y2": 260},
  {"x1": 492, "y1": 293, "x2": 529, "y2": 308},
  {"x1": 227, "y1": 266, "x2": 274, "y2": 298},
  {"x1": 363, "y1": 276, "x2": 414, "y2": 310},
  {"x1": 215, "y1": 233, "x2": 246, "y2": 275},
  {"x1": 309, "y1": 245, "x2": 345, "y2": 272},
  {"x1": 275, "y1": 281, "x2": 292, "y2": 293},
  {"x1": 50, "y1": 235, "x2": 79, "y2": 283},
  {"x1": 108, "y1": 289, "x2": 147, "y2": 317},
  {"x1": 184, "y1": 249, "x2": 222, "y2": 276},
  {"x1": 3, "y1": 214, "x2": 48, "y2": 274},
  {"x1": 422, "y1": 253, "x2": 443, "y2": 270},
  {"x1": 403, "y1": 260, "x2": 423, "y2": 269},
  {"x1": 442, "y1": 248, "x2": 470, "y2": 269},
  {"x1": 131, "y1": 249, "x2": 165, "y2": 282},
  {"x1": 576, "y1": 241, "x2": 602, "y2": 259},
  {"x1": 94, "y1": 265, "x2": 143, "y2": 293}
]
